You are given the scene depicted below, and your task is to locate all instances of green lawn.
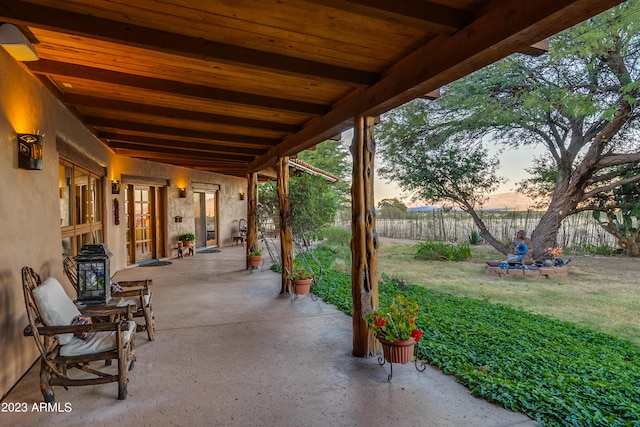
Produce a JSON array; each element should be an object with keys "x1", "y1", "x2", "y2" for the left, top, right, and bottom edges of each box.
[{"x1": 377, "y1": 242, "x2": 640, "y2": 345}]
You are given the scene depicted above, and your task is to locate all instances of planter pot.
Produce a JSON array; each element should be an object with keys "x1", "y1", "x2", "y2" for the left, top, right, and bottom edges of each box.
[
  {"x1": 247, "y1": 255, "x2": 262, "y2": 268},
  {"x1": 379, "y1": 337, "x2": 416, "y2": 364},
  {"x1": 182, "y1": 240, "x2": 192, "y2": 247},
  {"x1": 292, "y1": 278, "x2": 312, "y2": 295}
]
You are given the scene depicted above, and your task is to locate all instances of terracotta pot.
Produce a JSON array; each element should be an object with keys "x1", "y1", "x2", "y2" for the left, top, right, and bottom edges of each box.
[
  {"x1": 247, "y1": 255, "x2": 262, "y2": 268},
  {"x1": 379, "y1": 337, "x2": 416, "y2": 364},
  {"x1": 182, "y1": 240, "x2": 192, "y2": 247},
  {"x1": 292, "y1": 278, "x2": 312, "y2": 295}
]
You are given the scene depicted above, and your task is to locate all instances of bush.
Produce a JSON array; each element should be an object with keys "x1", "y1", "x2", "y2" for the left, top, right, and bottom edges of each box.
[
  {"x1": 319, "y1": 226, "x2": 351, "y2": 245},
  {"x1": 467, "y1": 230, "x2": 482, "y2": 245},
  {"x1": 414, "y1": 240, "x2": 471, "y2": 261},
  {"x1": 579, "y1": 243, "x2": 619, "y2": 256}
]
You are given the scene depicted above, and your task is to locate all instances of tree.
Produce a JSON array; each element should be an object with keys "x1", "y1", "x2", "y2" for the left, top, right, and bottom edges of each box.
[
  {"x1": 298, "y1": 139, "x2": 351, "y2": 208},
  {"x1": 377, "y1": 1, "x2": 640, "y2": 258},
  {"x1": 377, "y1": 101, "x2": 508, "y2": 250},
  {"x1": 377, "y1": 198, "x2": 408, "y2": 219},
  {"x1": 297, "y1": 139, "x2": 350, "y2": 181},
  {"x1": 258, "y1": 173, "x2": 338, "y2": 237}
]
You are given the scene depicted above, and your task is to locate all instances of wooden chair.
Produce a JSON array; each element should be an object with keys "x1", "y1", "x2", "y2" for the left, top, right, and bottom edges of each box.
[
  {"x1": 22, "y1": 266, "x2": 136, "y2": 402},
  {"x1": 63, "y1": 256, "x2": 155, "y2": 340},
  {"x1": 232, "y1": 218, "x2": 248, "y2": 246}
]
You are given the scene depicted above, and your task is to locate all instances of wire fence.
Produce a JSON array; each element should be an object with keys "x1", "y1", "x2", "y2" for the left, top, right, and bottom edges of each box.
[{"x1": 336, "y1": 210, "x2": 617, "y2": 249}]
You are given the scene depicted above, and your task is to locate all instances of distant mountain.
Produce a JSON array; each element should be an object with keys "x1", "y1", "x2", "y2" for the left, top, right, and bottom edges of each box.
[
  {"x1": 406, "y1": 205, "x2": 438, "y2": 212},
  {"x1": 482, "y1": 192, "x2": 537, "y2": 210},
  {"x1": 405, "y1": 192, "x2": 537, "y2": 212}
]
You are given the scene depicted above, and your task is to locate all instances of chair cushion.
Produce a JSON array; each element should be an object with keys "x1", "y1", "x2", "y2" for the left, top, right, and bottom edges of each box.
[
  {"x1": 32, "y1": 277, "x2": 81, "y2": 345},
  {"x1": 60, "y1": 320, "x2": 136, "y2": 357},
  {"x1": 113, "y1": 294, "x2": 151, "y2": 309}
]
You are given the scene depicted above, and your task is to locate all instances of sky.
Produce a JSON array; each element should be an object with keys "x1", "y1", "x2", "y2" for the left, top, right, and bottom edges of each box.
[{"x1": 340, "y1": 130, "x2": 541, "y2": 206}]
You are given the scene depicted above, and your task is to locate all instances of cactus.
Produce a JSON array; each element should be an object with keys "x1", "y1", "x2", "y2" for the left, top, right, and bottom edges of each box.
[{"x1": 593, "y1": 209, "x2": 639, "y2": 256}]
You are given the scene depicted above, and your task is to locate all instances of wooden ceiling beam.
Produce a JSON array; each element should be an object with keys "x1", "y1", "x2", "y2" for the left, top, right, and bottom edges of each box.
[
  {"x1": 86, "y1": 117, "x2": 280, "y2": 147},
  {"x1": 0, "y1": 0, "x2": 378, "y2": 86},
  {"x1": 28, "y1": 60, "x2": 329, "y2": 116},
  {"x1": 65, "y1": 94, "x2": 301, "y2": 134},
  {"x1": 108, "y1": 142, "x2": 253, "y2": 162},
  {"x1": 116, "y1": 149, "x2": 248, "y2": 165},
  {"x1": 101, "y1": 133, "x2": 263, "y2": 157},
  {"x1": 250, "y1": 0, "x2": 624, "y2": 171},
  {"x1": 318, "y1": 0, "x2": 473, "y2": 32}
]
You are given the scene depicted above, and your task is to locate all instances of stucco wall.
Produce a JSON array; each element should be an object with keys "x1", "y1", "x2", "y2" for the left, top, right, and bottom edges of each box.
[{"x1": 0, "y1": 50, "x2": 247, "y2": 399}]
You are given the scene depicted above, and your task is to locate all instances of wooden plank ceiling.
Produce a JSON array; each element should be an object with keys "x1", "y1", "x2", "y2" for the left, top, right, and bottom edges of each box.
[{"x1": 0, "y1": 0, "x2": 624, "y2": 177}]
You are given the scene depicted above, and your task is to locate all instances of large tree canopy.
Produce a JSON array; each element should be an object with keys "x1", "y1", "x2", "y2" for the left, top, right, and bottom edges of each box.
[{"x1": 377, "y1": 1, "x2": 640, "y2": 258}]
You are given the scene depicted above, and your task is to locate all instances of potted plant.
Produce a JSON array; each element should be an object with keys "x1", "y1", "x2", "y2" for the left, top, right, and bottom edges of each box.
[
  {"x1": 366, "y1": 294, "x2": 423, "y2": 364},
  {"x1": 178, "y1": 232, "x2": 195, "y2": 247},
  {"x1": 286, "y1": 268, "x2": 314, "y2": 295},
  {"x1": 247, "y1": 247, "x2": 263, "y2": 268}
]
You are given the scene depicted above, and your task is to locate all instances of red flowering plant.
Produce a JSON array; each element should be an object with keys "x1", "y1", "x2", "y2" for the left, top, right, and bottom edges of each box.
[
  {"x1": 285, "y1": 268, "x2": 314, "y2": 281},
  {"x1": 366, "y1": 294, "x2": 423, "y2": 343}
]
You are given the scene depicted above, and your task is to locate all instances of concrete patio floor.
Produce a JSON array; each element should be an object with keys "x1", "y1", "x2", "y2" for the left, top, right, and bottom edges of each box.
[{"x1": 3, "y1": 245, "x2": 537, "y2": 427}]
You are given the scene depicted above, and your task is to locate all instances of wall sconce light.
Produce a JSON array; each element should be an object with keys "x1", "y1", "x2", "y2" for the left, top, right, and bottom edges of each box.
[
  {"x1": 111, "y1": 180, "x2": 121, "y2": 194},
  {"x1": 174, "y1": 215, "x2": 183, "y2": 223},
  {"x1": 239, "y1": 190, "x2": 245, "y2": 200},
  {"x1": 0, "y1": 24, "x2": 39, "y2": 61},
  {"x1": 178, "y1": 188, "x2": 187, "y2": 198},
  {"x1": 17, "y1": 133, "x2": 43, "y2": 170}
]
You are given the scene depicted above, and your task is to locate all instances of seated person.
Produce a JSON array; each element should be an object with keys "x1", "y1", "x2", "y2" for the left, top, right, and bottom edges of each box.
[{"x1": 507, "y1": 230, "x2": 533, "y2": 265}]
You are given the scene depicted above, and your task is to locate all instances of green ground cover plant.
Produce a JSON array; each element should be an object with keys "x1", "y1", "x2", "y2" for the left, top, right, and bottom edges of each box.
[{"x1": 308, "y1": 245, "x2": 640, "y2": 426}]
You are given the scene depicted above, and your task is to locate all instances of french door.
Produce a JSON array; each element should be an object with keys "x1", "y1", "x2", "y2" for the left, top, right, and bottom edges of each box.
[
  {"x1": 126, "y1": 185, "x2": 164, "y2": 263},
  {"x1": 194, "y1": 191, "x2": 218, "y2": 248}
]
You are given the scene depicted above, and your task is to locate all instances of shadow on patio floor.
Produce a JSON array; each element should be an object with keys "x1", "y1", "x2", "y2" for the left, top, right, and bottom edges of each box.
[{"x1": 3, "y1": 245, "x2": 536, "y2": 427}]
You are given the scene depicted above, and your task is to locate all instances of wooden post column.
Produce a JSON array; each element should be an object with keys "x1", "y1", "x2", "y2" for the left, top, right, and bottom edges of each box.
[
  {"x1": 350, "y1": 116, "x2": 379, "y2": 357},
  {"x1": 246, "y1": 172, "x2": 258, "y2": 268},
  {"x1": 277, "y1": 156, "x2": 294, "y2": 294}
]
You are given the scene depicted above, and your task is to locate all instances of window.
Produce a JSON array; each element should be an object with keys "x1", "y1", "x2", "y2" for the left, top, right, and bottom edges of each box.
[{"x1": 60, "y1": 160, "x2": 104, "y2": 257}]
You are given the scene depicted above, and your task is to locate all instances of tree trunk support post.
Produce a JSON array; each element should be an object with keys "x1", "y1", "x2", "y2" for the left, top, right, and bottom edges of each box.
[
  {"x1": 277, "y1": 156, "x2": 294, "y2": 294},
  {"x1": 246, "y1": 172, "x2": 259, "y2": 268},
  {"x1": 351, "y1": 116, "x2": 379, "y2": 357}
]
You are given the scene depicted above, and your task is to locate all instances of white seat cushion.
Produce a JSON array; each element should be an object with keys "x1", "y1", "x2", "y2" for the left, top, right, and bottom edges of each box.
[
  {"x1": 113, "y1": 294, "x2": 151, "y2": 309},
  {"x1": 60, "y1": 320, "x2": 136, "y2": 357},
  {"x1": 32, "y1": 277, "x2": 81, "y2": 345}
]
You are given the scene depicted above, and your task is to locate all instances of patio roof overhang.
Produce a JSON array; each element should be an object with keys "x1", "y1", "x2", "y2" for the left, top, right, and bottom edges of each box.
[{"x1": 0, "y1": 0, "x2": 624, "y2": 177}]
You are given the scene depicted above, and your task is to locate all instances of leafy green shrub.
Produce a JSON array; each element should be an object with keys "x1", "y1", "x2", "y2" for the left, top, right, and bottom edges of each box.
[
  {"x1": 318, "y1": 226, "x2": 351, "y2": 245},
  {"x1": 414, "y1": 240, "x2": 471, "y2": 261},
  {"x1": 579, "y1": 243, "x2": 618, "y2": 256}
]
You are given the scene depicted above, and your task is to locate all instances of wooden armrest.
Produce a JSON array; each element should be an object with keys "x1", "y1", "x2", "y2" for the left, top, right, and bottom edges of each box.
[
  {"x1": 112, "y1": 287, "x2": 146, "y2": 298},
  {"x1": 80, "y1": 304, "x2": 132, "y2": 318},
  {"x1": 116, "y1": 279, "x2": 152, "y2": 288},
  {"x1": 24, "y1": 320, "x2": 127, "y2": 337}
]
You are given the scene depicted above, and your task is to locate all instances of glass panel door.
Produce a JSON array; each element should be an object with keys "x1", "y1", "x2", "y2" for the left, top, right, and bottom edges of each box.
[
  {"x1": 194, "y1": 192, "x2": 203, "y2": 248},
  {"x1": 133, "y1": 186, "x2": 153, "y2": 261},
  {"x1": 194, "y1": 191, "x2": 218, "y2": 248},
  {"x1": 205, "y1": 192, "x2": 217, "y2": 247}
]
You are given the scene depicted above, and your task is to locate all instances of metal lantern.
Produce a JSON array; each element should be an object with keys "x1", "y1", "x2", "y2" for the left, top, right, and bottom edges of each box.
[
  {"x1": 76, "y1": 243, "x2": 112, "y2": 305},
  {"x1": 17, "y1": 133, "x2": 43, "y2": 170}
]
